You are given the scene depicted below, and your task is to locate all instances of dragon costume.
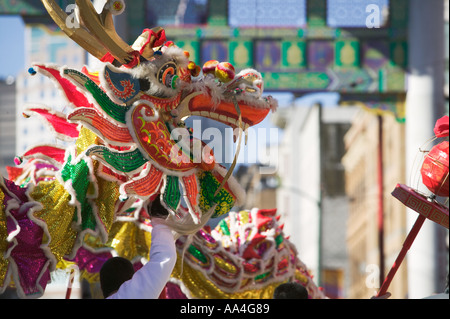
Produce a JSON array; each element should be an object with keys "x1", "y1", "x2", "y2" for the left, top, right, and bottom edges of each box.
[
  {"x1": 0, "y1": 0, "x2": 323, "y2": 299},
  {"x1": 167, "y1": 208, "x2": 324, "y2": 299}
]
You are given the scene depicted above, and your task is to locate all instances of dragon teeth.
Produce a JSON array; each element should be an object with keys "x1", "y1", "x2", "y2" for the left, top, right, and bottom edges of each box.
[{"x1": 227, "y1": 117, "x2": 237, "y2": 125}]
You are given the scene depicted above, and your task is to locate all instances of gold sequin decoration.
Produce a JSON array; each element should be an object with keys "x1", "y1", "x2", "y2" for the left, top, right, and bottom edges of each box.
[
  {"x1": 94, "y1": 177, "x2": 120, "y2": 235},
  {"x1": 213, "y1": 254, "x2": 238, "y2": 275},
  {"x1": 107, "y1": 221, "x2": 152, "y2": 261},
  {"x1": 77, "y1": 122, "x2": 120, "y2": 236},
  {"x1": 171, "y1": 257, "x2": 279, "y2": 299},
  {"x1": 294, "y1": 269, "x2": 309, "y2": 284},
  {"x1": 76, "y1": 127, "x2": 99, "y2": 155},
  {"x1": 31, "y1": 181, "x2": 78, "y2": 261},
  {"x1": 0, "y1": 190, "x2": 9, "y2": 287},
  {"x1": 82, "y1": 232, "x2": 109, "y2": 250},
  {"x1": 56, "y1": 259, "x2": 76, "y2": 270},
  {"x1": 239, "y1": 210, "x2": 250, "y2": 224}
]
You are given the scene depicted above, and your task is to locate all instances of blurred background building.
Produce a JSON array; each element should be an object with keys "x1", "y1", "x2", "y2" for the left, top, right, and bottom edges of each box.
[
  {"x1": 0, "y1": 0, "x2": 448, "y2": 299},
  {"x1": 342, "y1": 109, "x2": 407, "y2": 298},
  {"x1": 271, "y1": 103, "x2": 357, "y2": 298},
  {"x1": 14, "y1": 25, "x2": 86, "y2": 154},
  {"x1": 0, "y1": 77, "x2": 16, "y2": 177}
]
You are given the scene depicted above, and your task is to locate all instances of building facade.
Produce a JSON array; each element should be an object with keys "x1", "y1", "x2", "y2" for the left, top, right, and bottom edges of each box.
[
  {"x1": 15, "y1": 24, "x2": 86, "y2": 157},
  {"x1": 235, "y1": 163, "x2": 278, "y2": 210},
  {"x1": 0, "y1": 79, "x2": 16, "y2": 176},
  {"x1": 273, "y1": 103, "x2": 357, "y2": 298},
  {"x1": 342, "y1": 110, "x2": 408, "y2": 298}
]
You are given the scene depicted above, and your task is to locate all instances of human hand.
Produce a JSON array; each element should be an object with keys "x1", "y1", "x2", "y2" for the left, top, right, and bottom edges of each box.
[{"x1": 371, "y1": 291, "x2": 391, "y2": 299}]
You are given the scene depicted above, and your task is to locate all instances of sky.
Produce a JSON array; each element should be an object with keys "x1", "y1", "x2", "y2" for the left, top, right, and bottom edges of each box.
[{"x1": 0, "y1": 16, "x2": 25, "y2": 80}]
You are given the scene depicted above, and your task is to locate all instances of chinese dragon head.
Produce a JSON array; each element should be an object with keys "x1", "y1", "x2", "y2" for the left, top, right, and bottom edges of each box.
[
  {"x1": 30, "y1": 0, "x2": 277, "y2": 228},
  {"x1": 0, "y1": 0, "x2": 280, "y2": 298}
]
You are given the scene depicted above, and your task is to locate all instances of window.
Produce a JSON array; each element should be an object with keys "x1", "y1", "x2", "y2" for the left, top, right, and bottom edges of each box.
[
  {"x1": 327, "y1": 0, "x2": 389, "y2": 28},
  {"x1": 228, "y1": 0, "x2": 307, "y2": 27}
]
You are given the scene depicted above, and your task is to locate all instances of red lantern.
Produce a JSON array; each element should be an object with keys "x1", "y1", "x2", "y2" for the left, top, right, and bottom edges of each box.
[{"x1": 420, "y1": 141, "x2": 449, "y2": 197}]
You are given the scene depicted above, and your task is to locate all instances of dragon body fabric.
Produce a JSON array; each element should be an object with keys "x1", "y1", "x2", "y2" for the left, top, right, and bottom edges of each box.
[
  {"x1": 0, "y1": 0, "x2": 323, "y2": 299},
  {"x1": 168, "y1": 208, "x2": 325, "y2": 299}
]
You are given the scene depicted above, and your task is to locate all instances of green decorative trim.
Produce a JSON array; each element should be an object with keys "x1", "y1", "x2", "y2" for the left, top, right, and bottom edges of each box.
[
  {"x1": 61, "y1": 154, "x2": 96, "y2": 231},
  {"x1": 19, "y1": 176, "x2": 31, "y2": 188},
  {"x1": 78, "y1": 198, "x2": 96, "y2": 231},
  {"x1": 163, "y1": 175, "x2": 181, "y2": 212},
  {"x1": 197, "y1": 171, "x2": 235, "y2": 218},
  {"x1": 84, "y1": 80, "x2": 131, "y2": 124},
  {"x1": 86, "y1": 146, "x2": 147, "y2": 173},
  {"x1": 255, "y1": 271, "x2": 271, "y2": 282},
  {"x1": 218, "y1": 219, "x2": 230, "y2": 236},
  {"x1": 64, "y1": 68, "x2": 131, "y2": 123},
  {"x1": 64, "y1": 68, "x2": 90, "y2": 83},
  {"x1": 188, "y1": 244, "x2": 208, "y2": 264},
  {"x1": 275, "y1": 234, "x2": 284, "y2": 248},
  {"x1": 61, "y1": 155, "x2": 89, "y2": 200}
]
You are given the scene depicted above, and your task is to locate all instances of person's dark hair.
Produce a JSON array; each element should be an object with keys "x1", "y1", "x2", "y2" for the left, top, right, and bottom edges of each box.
[
  {"x1": 150, "y1": 195, "x2": 169, "y2": 218},
  {"x1": 100, "y1": 257, "x2": 135, "y2": 298},
  {"x1": 273, "y1": 282, "x2": 309, "y2": 299}
]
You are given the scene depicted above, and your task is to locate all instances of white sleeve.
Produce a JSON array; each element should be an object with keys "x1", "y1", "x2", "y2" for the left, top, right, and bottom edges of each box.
[{"x1": 107, "y1": 221, "x2": 177, "y2": 299}]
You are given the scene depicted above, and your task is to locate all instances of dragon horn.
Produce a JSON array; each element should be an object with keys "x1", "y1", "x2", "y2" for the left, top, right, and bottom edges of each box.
[
  {"x1": 40, "y1": 0, "x2": 108, "y2": 60},
  {"x1": 75, "y1": 0, "x2": 138, "y2": 65},
  {"x1": 41, "y1": 0, "x2": 141, "y2": 66}
]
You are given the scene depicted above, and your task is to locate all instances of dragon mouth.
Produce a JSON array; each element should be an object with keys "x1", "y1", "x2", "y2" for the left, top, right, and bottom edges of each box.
[{"x1": 175, "y1": 91, "x2": 271, "y2": 130}]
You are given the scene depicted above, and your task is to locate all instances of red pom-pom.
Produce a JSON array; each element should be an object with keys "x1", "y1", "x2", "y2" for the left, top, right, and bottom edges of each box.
[{"x1": 434, "y1": 115, "x2": 449, "y2": 138}]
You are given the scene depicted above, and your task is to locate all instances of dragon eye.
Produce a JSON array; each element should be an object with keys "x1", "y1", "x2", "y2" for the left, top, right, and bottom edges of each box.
[{"x1": 157, "y1": 61, "x2": 178, "y2": 87}]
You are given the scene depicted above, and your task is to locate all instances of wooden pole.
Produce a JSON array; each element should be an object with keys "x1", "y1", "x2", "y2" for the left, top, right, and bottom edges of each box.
[{"x1": 376, "y1": 215, "x2": 426, "y2": 297}]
